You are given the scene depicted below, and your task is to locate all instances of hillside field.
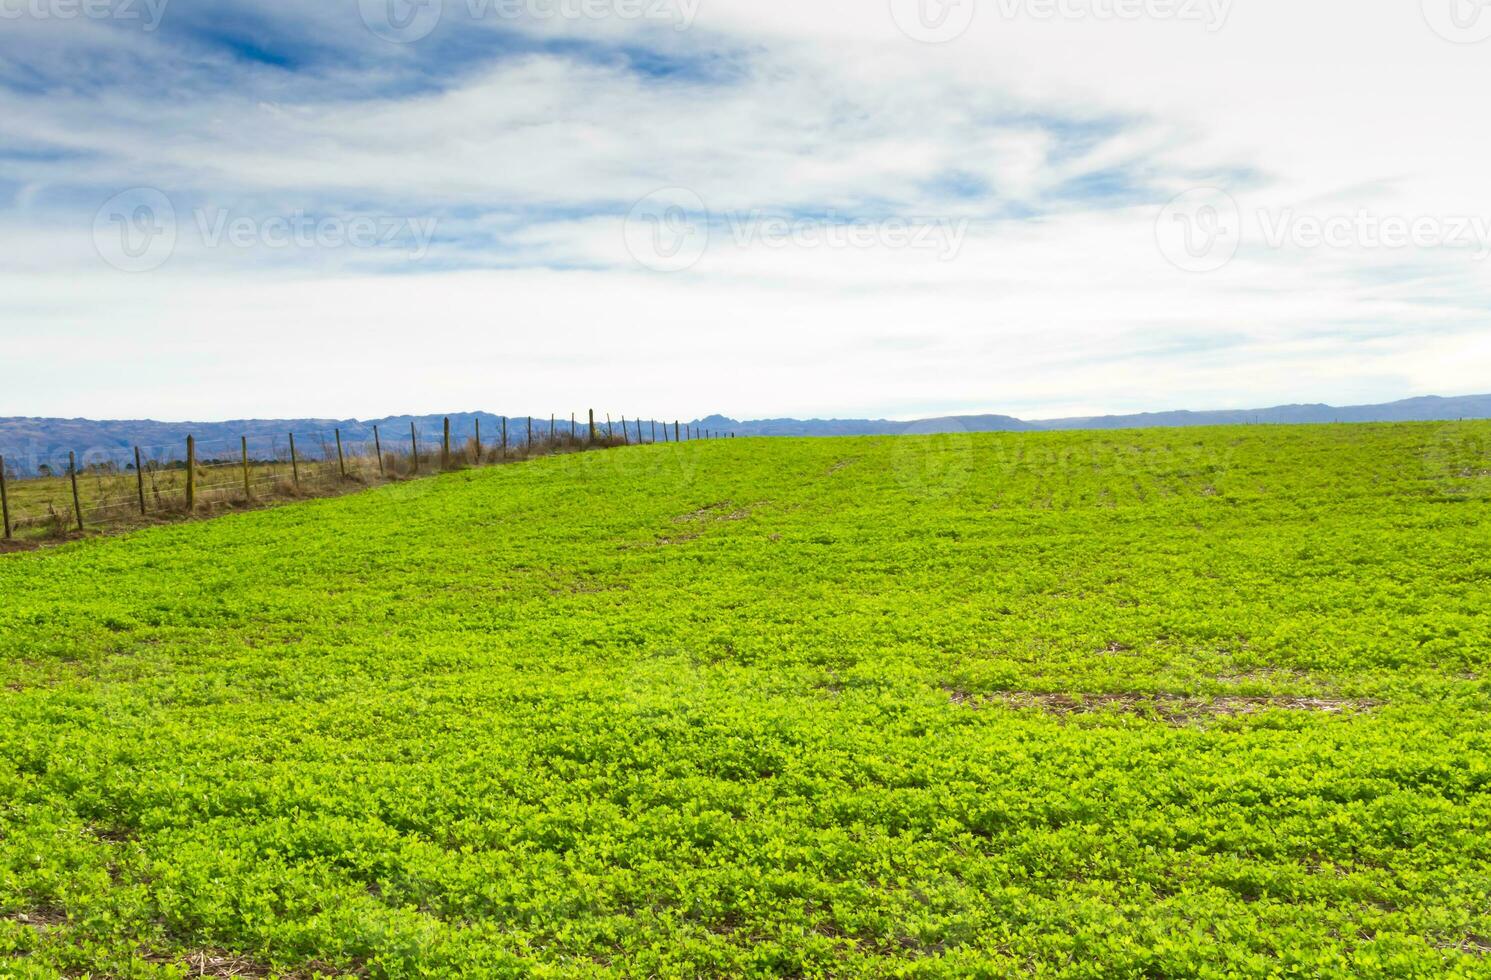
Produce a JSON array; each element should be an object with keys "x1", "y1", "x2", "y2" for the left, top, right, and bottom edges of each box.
[{"x1": 2, "y1": 424, "x2": 1490, "y2": 977}]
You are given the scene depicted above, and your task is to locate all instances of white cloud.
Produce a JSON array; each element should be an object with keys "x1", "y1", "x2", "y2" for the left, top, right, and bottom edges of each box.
[{"x1": 0, "y1": 0, "x2": 1488, "y2": 421}]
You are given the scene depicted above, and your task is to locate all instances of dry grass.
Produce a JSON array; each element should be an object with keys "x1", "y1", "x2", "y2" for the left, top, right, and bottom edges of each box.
[
  {"x1": 1, "y1": 432, "x2": 636, "y2": 549},
  {"x1": 142, "y1": 948, "x2": 351, "y2": 978}
]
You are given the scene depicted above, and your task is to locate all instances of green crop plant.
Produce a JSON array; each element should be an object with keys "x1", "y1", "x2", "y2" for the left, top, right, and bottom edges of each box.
[{"x1": 1, "y1": 423, "x2": 1489, "y2": 977}]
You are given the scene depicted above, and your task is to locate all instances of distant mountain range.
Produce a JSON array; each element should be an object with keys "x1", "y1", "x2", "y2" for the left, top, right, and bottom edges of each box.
[
  {"x1": 694, "y1": 393, "x2": 1491, "y2": 436},
  {"x1": 2, "y1": 394, "x2": 1488, "y2": 476}
]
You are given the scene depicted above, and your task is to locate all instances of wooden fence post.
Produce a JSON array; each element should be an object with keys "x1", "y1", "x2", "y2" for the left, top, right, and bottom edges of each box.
[
  {"x1": 442, "y1": 417, "x2": 451, "y2": 470},
  {"x1": 411, "y1": 422, "x2": 420, "y2": 474},
  {"x1": 501, "y1": 417, "x2": 508, "y2": 458},
  {"x1": 588, "y1": 409, "x2": 597, "y2": 444},
  {"x1": 550, "y1": 415, "x2": 555, "y2": 444},
  {"x1": 621, "y1": 416, "x2": 630, "y2": 446},
  {"x1": 69, "y1": 451, "x2": 84, "y2": 531},
  {"x1": 527, "y1": 416, "x2": 533, "y2": 451},
  {"x1": 571, "y1": 413, "x2": 576, "y2": 440},
  {"x1": 606, "y1": 414, "x2": 614, "y2": 442},
  {"x1": 374, "y1": 425, "x2": 385, "y2": 477},
  {"x1": 289, "y1": 433, "x2": 300, "y2": 487},
  {"x1": 185, "y1": 436, "x2": 196, "y2": 512},
  {"x1": 241, "y1": 436, "x2": 251, "y2": 500},
  {"x1": 336, "y1": 429, "x2": 347, "y2": 479},
  {"x1": 651, "y1": 420, "x2": 656, "y2": 443},
  {"x1": 636, "y1": 418, "x2": 643, "y2": 444},
  {"x1": 474, "y1": 419, "x2": 482, "y2": 462},
  {"x1": 674, "y1": 420, "x2": 680, "y2": 442},
  {"x1": 134, "y1": 446, "x2": 146, "y2": 515},
  {"x1": 0, "y1": 454, "x2": 11, "y2": 540}
]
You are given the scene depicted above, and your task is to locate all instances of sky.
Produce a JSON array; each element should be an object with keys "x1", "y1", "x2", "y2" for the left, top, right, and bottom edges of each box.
[{"x1": 1, "y1": 0, "x2": 1489, "y2": 423}]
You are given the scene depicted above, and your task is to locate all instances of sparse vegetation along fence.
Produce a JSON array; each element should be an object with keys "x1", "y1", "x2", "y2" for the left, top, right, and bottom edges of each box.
[{"x1": 0, "y1": 413, "x2": 733, "y2": 543}]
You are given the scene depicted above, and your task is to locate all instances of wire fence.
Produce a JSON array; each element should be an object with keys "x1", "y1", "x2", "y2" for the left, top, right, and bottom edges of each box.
[{"x1": 0, "y1": 413, "x2": 731, "y2": 543}]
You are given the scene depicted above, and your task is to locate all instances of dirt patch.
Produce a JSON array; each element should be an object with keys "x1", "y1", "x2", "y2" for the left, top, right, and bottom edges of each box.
[
  {"x1": 651, "y1": 533, "x2": 701, "y2": 547},
  {"x1": 86, "y1": 824, "x2": 137, "y2": 844},
  {"x1": 10, "y1": 907, "x2": 68, "y2": 933},
  {"x1": 173, "y1": 950, "x2": 273, "y2": 977},
  {"x1": 649, "y1": 502, "x2": 752, "y2": 547},
  {"x1": 948, "y1": 689, "x2": 1380, "y2": 721},
  {"x1": 1438, "y1": 935, "x2": 1491, "y2": 958},
  {"x1": 674, "y1": 502, "x2": 751, "y2": 524},
  {"x1": 143, "y1": 948, "x2": 347, "y2": 978}
]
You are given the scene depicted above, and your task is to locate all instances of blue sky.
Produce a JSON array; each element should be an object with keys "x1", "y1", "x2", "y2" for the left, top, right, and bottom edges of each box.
[{"x1": 1, "y1": 0, "x2": 1489, "y2": 422}]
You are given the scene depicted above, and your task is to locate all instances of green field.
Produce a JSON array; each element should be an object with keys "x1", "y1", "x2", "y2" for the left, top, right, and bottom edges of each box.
[{"x1": 2, "y1": 424, "x2": 1490, "y2": 977}]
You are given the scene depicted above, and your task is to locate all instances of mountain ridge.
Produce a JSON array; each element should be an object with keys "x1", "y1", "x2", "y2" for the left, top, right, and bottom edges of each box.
[
  {"x1": 695, "y1": 393, "x2": 1491, "y2": 436},
  {"x1": 3, "y1": 394, "x2": 1489, "y2": 475}
]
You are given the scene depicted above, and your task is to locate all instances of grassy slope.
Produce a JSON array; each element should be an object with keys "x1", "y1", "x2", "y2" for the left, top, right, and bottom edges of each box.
[{"x1": 1, "y1": 424, "x2": 1489, "y2": 978}]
